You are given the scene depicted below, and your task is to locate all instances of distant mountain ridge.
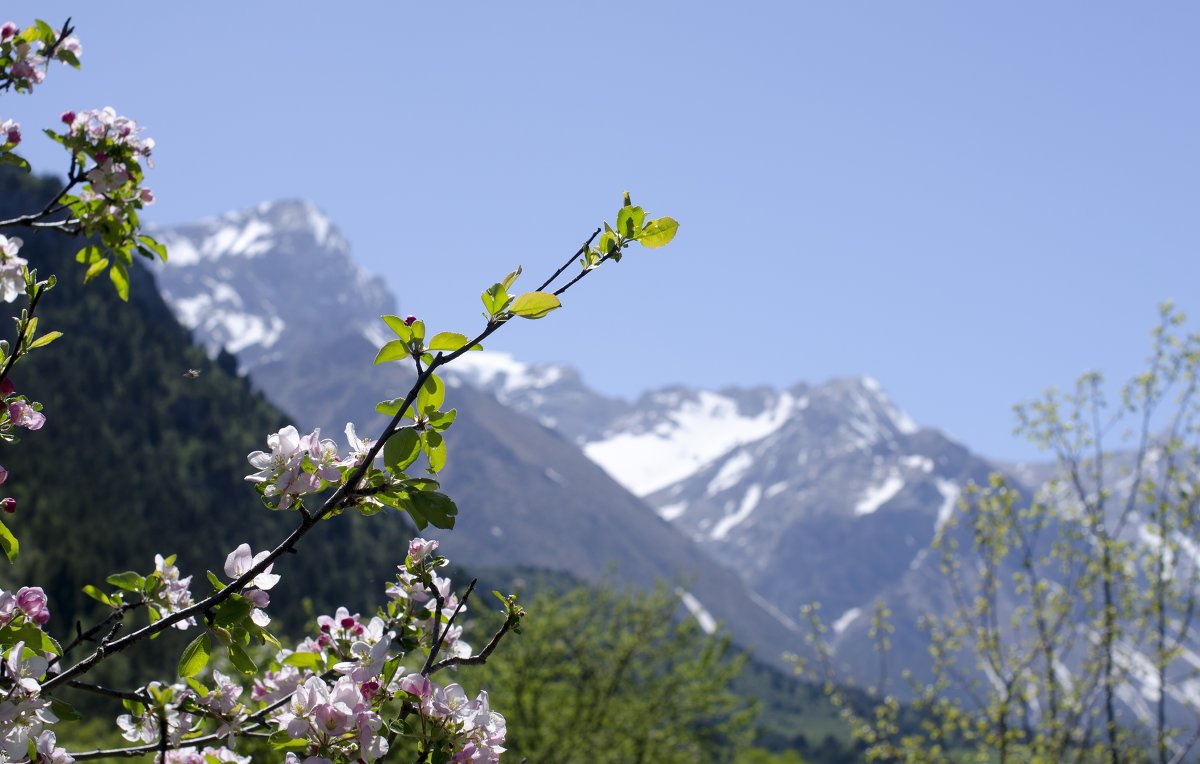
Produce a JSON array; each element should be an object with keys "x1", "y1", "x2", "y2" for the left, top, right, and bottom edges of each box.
[
  {"x1": 152, "y1": 200, "x2": 809, "y2": 667},
  {"x1": 149, "y1": 199, "x2": 1200, "y2": 726}
]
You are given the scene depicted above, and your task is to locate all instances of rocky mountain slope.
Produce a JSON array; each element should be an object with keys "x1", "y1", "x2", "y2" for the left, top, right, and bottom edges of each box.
[{"x1": 152, "y1": 202, "x2": 806, "y2": 664}]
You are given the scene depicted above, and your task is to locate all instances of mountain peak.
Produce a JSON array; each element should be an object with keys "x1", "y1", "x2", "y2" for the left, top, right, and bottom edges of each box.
[{"x1": 152, "y1": 199, "x2": 394, "y2": 366}]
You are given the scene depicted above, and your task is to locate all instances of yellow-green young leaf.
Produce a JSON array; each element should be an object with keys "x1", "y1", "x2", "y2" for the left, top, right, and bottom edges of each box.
[
  {"x1": 283, "y1": 651, "x2": 323, "y2": 670},
  {"x1": 373, "y1": 340, "x2": 410, "y2": 365},
  {"x1": 75, "y1": 244, "x2": 102, "y2": 265},
  {"x1": 227, "y1": 641, "x2": 257, "y2": 675},
  {"x1": 428, "y1": 332, "x2": 475, "y2": 352},
  {"x1": 138, "y1": 234, "x2": 169, "y2": 263},
  {"x1": 81, "y1": 585, "x2": 114, "y2": 607},
  {"x1": 418, "y1": 374, "x2": 445, "y2": 413},
  {"x1": 381, "y1": 315, "x2": 414, "y2": 342},
  {"x1": 28, "y1": 331, "x2": 62, "y2": 350},
  {"x1": 375, "y1": 398, "x2": 413, "y2": 419},
  {"x1": 637, "y1": 217, "x2": 679, "y2": 248},
  {"x1": 509, "y1": 291, "x2": 561, "y2": 319},
  {"x1": 423, "y1": 431, "x2": 447, "y2": 473},
  {"x1": 109, "y1": 261, "x2": 130, "y2": 301},
  {"x1": 617, "y1": 205, "x2": 645, "y2": 238},
  {"x1": 82, "y1": 257, "x2": 109, "y2": 284},
  {"x1": 409, "y1": 320, "x2": 426, "y2": 342},
  {"x1": 0, "y1": 520, "x2": 18, "y2": 563},
  {"x1": 501, "y1": 266, "x2": 522, "y2": 291},
  {"x1": 178, "y1": 633, "x2": 211, "y2": 678},
  {"x1": 384, "y1": 428, "x2": 421, "y2": 473}
]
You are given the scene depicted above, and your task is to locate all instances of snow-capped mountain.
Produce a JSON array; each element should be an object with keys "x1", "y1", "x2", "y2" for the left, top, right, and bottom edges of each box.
[
  {"x1": 150, "y1": 202, "x2": 807, "y2": 666},
  {"x1": 151, "y1": 200, "x2": 395, "y2": 369},
  {"x1": 449, "y1": 358, "x2": 994, "y2": 629},
  {"x1": 149, "y1": 199, "x2": 1199, "y2": 724}
]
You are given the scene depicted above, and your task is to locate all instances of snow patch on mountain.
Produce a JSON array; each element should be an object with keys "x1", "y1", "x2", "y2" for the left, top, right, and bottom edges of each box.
[
  {"x1": 935, "y1": 478, "x2": 961, "y2": 531},
  {"x1": 585, "y1": 391, "x2": 801, "y2": 497},
  {"x1": 448, "y1": 351, "x2": 565, "y2": 393},
  {"x1": 677, "y1": 589, "x2": 718, "y2": 635},
  {"x1": 855, "y1": 471, "x2": 905, "y2": 515},
  {"x1": 710, "y1": 484, "x2": 762, "y2": 540},
  {"x1": 833, "y1": 607, "x2": 862, "y2": 635}
]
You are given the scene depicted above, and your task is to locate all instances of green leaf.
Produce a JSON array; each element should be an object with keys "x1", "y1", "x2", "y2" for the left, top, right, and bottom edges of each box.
[
  {"x1": 50, "y1": 698, "x2": 81, "y2": 722},
  {"x1": 0, "y1": 153, "x2": 30, "y2": 172},
  {"x1": 637, "y1": 217, "x2": 679, "y2": 248},
  {"x1": 178, "y1": 633, "x2": 212, "y2": 678},
  {"x1": 417, "y1": 374, "x2": 445, "y2": 413},
  {"x1": 502, "y1": 266, "x2": 522, "y2": 290},
  {"x1": 28, "y1": 331, "x2": 62, "y2": 350},
  {"x1": 384, "y1": 428, "x2": 421, "y2": 473},
  {"x1": 137, "y1": 235, "x2": 169, "y2": 263},
  {"x1": 427, "y1": 409, "x2": 457, "y2": 432},
  {"x1": 109, "y1": 261, "x2": 130, "y2": 301},
  {"x1": 283, "y1": 651, "x2": 322, "y2": 669},
  {"x1": 106, "y1": 571, "x2": 144, "y2": 593},
  {"x1": 206, "y1": 570, "x2": 224, "y2": 591},
  {"x1": 82, "y1": 585, "x2": 114, "y2": 607},
  {"x1": 373, "y1": 340, "x2": 410, "y2": 365},
  {"x1": 617, "y1": 205, "x2": 645, "y2": 238},
  {"x1": 409, "y1": 320, "x2": 426, "y2": 342},
  {"x1": 75, "y1": 245, "x2": 103, "y2": 265},
  {"x1": 1, "y1": 622, "x2": 60, "y2": 655},
  {"x1": 0, "y1": 520, "x2": 16, "y2": 563},
  {"x1": 428, "y1": 332, "x2": 476, "y2": 352},
  {"x1": 422, "y1": 431, "x2": 447, "y2": 473},
  {"x1": 227, "y1": 641, "x2": 257, "y2": 675},
  {"x1": 509, "y1": 291, "x2": 561, "y2": 319},
  {"x1": 381, "y1": 315, "x2": 415, "y2": 342},
  {"x1": 482, "y1": 281, "x2": 514, "y2": 317},
  {"x1": 376, "y1": 397, "x2": 413, "y2": 418},
  {"x1": 213, "y1": 596, "x2": 252, "y2": 627},
  {"x1": 268, "y1": 730, "x2": 311, "y2": 751},
  {"x1": 410, "y1": 489, "x2": 457, "y2": 530}
]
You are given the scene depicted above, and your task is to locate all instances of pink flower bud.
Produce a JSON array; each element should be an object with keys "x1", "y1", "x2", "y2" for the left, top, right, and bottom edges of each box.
[
  {"x1": 0, "y1": 23, "x2": 17, "y2": 41},
  {"x1": 60, "y1": 111, "x2": 75, "y2": 126},
  {"x1": 15, "y1": 586, "x2": 48, "y2": 624},
  {"x1": 340, "y1": 616, "x2": 355, "y2": 629},
  {"x1": 0, "y1": 466, "x2": 7, "y2": 485},
  {"x1": 139, "y1": 188, "x2": 155, "y2": 205},
  {"x1": 0, "y1": 378, "x2": 14, "y2": 397},
  {"x1": 404, "y1": 315, "x2": 417, "y2": 326},
  {"x1": 5, "y1": 126, "x2": 19, "y2": 146},
  {"x1": 0, "y1": 498, "x2": 13, "y2": 514}
]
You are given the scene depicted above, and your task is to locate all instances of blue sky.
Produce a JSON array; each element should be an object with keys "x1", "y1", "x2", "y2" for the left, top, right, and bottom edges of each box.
[{"x1": 5, "y1": 3, "x2": 1198, "y2": 461}]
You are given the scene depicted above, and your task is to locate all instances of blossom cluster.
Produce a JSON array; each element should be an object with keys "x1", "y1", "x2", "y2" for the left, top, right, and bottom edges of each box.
[
  {"x1": 100, "y1": 537, "x2": 508, "y2": 762},
  {"x1": 0, "y1": 20, "x2": 81, "y2": 94},
  {"x1": 223, "y1": 543, "x2": 280, "y2": 626},
  {"x1": 57, "y1": 107, "x2": 156, "y2": 231},
  {"x1": 0, "y1": 585, "x2": 69, "y2": 764},
  {"x1": 114, "y1": 680, "x2": 246, "y2": 763},
  {"x1": 150, "y1": 553, "x2": 198, "y2": 629},
  {"x1": 0, "y1": 234, "x2": 26, "y2": 304},
  {"x1": 1, "y1": 642, "x2": 69, "y2": 762},
  {"x1": 246, "y1": 423, "x2": 371, "y2": 510},
  {"x1": 0, "y1": 376, "x2": 46, "y2": 515}
]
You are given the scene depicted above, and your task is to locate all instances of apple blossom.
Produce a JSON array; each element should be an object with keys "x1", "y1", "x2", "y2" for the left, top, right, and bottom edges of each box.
[
  {"x1": 14, "y1": 586, "x2": 48, "y2": 626},
  {"x1": 1, "y1": 119, "x2": 18, "y2": 146},
  {"x1": 0, "y1": 235, "x2": 26, "y2": 303},
  {"x1": 8, "y1": 400, "x2": 45, "y2": 430}
]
